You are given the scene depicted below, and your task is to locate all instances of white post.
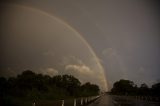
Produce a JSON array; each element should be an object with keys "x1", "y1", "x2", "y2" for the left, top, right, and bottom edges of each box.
[
  {"x1": 62, "y1": 100, "x2": 64, "y2": 106},
  {"x1": 80, "y1": 98, "x2": 83, "y2": 105},
  {"x1": 32, "y1": 102, "x2": 35, "y2": 106},
  {"x1": 85, "y1": 98, "x2": 87, "y2": 104},
  {"x1": 74, "y1": 99, "x2": 76, "y2": 106},
  {"x1": 88, "y1": 97, "x2": 90, "y2": 102}
]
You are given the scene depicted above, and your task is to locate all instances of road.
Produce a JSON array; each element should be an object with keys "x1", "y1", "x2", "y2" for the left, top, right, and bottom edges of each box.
[
  {"x1": 88, "y1": 95, "x2": 160, "y2": 106},
  {"x1": 88, "y1": 95, "x2": 114, "y2": 106}
]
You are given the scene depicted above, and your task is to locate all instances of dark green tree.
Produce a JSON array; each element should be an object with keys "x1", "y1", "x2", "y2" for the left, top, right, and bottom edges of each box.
[
  {"x1": 151, "y1": 82, "x2": 160, "y2": 97},
  {"x1": 81, "y1": 82, "x2": 100, "y2": 96},
  {"x1": 0, "y1": 77, "x2": 8, "y2": 96},
  {"x1": 0, "y1": 70, "x2": 100, "y2": 102},
  {"x1": 111, "y1": 79, "x2": 136, "y2": 95},
  {"x1": 138, "y1": 83, "x2": 150, "y2": 95}
]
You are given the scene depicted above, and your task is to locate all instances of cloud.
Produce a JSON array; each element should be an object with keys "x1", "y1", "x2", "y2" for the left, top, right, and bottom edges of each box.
[
  {"x1": 63, "y1": 58, "x2": 95, "y2": 83},
  {"x1": 65, "y1": 64, "x2": 94, "y2": 76},
  {"x1": 59, "y1": 56, "x2": 108, "y2": 90},
  {"x1": 39, "y1": 68, "x2": 58, "y2": 76},
  {"x1": 64, "y1": 62, "x2": 107, "y2": 90},
  {"x1": 65, "y1": 63, "x2": 107, "y2": 89},
  {"x1": 60, "y1": 56, "x2": 83, "y2": 66}
]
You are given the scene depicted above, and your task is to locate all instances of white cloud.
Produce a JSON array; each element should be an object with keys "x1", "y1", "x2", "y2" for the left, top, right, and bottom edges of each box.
[
  {"x1": 64, "y1": 64, "x2": 95, "y2": 84},
  {"x1": 64, "y1": 63, "x2": 108, "y2": 90},
  {"x1": 65, "y1": 64, "x2": 94, "y2": 76},
  {"x1": 39, "y1": 68, "x2": 58, "y2": 76},
  {"x1": 60, "y1": 56, "x2": 108, "y2": 91}
]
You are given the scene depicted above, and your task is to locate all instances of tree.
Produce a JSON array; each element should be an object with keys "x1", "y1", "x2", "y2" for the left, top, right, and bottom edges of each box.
[
  {"x1": 0, "y1": 70, "x2": 100, "y2": 101},
  {"x1": 0, "y1": 77, "x2": 8, "y2": 96},
  {"x1": 111, "y1": 79, "x2": 136, "y2": 95},
  {"x1": 81, "y1": 82, "x2": 100, "y2": 96},
  {"x1": 138, "y1": 83, "x2": 150, "y2": 95},
  {"x1": 60, "y1": 75, "x2": 81, "y2": 96},
  {"x1": 151, "y1": 82, "x2": 160, "y2": 96}
]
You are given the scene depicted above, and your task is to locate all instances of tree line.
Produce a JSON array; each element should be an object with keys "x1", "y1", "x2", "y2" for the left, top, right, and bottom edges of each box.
[
  {"x1": 0, "y1": 70, "x2": 100, "y2": 102},
  {"x1": 111, "y1": 79, "x2": 160, "y2": 97}
]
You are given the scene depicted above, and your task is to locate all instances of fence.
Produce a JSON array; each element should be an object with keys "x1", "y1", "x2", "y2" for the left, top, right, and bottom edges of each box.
[{"x1": 31, "y1": 95, "x2": 100, "y2": 106}]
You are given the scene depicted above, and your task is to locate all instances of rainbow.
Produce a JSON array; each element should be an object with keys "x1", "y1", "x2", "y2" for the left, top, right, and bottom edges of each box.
[{"x1": 5, "y1": 3, "x2": 108, "y2": 91}]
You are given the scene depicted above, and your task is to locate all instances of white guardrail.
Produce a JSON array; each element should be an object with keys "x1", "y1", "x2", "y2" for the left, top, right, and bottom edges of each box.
[{"x1": 32, "y1": 95, "x2": 100, "y2": 106}]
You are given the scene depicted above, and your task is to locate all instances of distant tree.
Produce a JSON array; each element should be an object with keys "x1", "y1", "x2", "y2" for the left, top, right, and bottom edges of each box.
[
  {"x1": 151, "y1": 82, "x2": 160, "y2": 96},
  {"x1": 111, "y1": 79, "x2": 160, "y2": 96},
  {"x1": 65, "y1": 75, "x2": 81, "y2": 96},
  {"x1": 81, "y1": 82, "x2": 100, "y2": 96},
  {"x1": 140, "y1": 83, "x2": 148, "y2": 88},
  {"x1": 111, "y1": 79, "x2": 136, "y2": 95},
  {"x1": 137, "y1": 83, "x2": 150, "y2": 95},
  {"x1": 17, "y1": 70, "x2": 37, "y2": 90},
  {"x1": 0, "y1": 77, "x2": 8, "y2": 96},
  {"x1": 0, "y1": 70, "x2": 100, "y2": 102}
]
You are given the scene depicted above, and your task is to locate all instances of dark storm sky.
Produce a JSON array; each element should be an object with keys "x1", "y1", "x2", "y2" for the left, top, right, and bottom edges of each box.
[{"x1": 0, "y1": 0, "x2": 160, "y2": 90}]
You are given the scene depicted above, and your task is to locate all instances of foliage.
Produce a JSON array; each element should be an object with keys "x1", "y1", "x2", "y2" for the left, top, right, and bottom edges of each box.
[
  {"x1": 111, "y1": 79, "x2": 160, "y2": 97},
  {"x1": 151, "y1": 82, "x2": 160, "y2": 96},
  {"x1": 80, "y1": 82, "x2": 100, "y2": 96},
  {"x1": 111, "y1": 79, "x2": 136, "y2": 95},
  {"x1": 0, "y1": 70, "x2": 100, "y2": 104}
]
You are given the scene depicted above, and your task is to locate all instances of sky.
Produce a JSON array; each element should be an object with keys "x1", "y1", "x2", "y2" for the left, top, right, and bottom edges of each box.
[{"x1": 0, "y1": 0, "x2": 160, "y2": 91}]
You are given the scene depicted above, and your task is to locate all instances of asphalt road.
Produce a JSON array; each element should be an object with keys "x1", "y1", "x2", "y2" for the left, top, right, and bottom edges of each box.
[{"x1": 88, "y1": 95, "x2": 114, "y2": 106}]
